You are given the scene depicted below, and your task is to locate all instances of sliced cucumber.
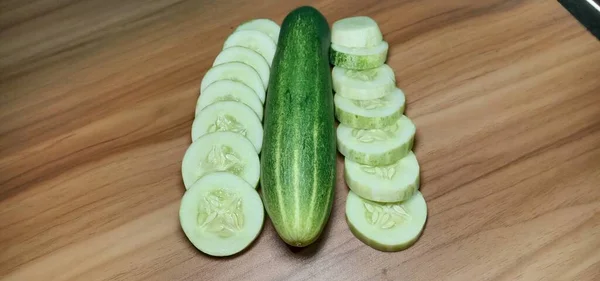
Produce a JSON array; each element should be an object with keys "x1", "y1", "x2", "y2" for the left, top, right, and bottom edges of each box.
[
  {"x1": 345, "y1": 152, "x2": 419, "y2": 203},
  {"x1": 213, "y1": 46, "x2": 270, "y2": 89},
  {"x1": 330, "y1": 41, "x2": 388, "y2": 70},
  {"x1": 196, "y1": 80, "x2": 263, "y2": 121},
  {"x1": 331, "y1": 16, "x2": 383, "y2": 48},
  {"x1": 332, "y1": 64, "x2": 395, "y2": 100},
  {"x1": 181, "y1": 131, "x2": 260, "y2": 189},
  {"x1": 236, "y1": 18, "x2": 280, "y2": 43},
  {"x1": 334, "y1": 88, "x2": 405, "y2": 129},
  {"x1": 337, "y1": 115, "x2": 415, "y2": 166},
  {"x1": 192, "y1": 101, "x2": 263, "y2": 153},
  {"x1": 200, "y1": 62, "x2": 265, "y2": 103},
  {"x1": 223, "y1": 30, "x2": 277, "y2": 66},
  {"x1": 346, "y1": 190, "x2": 427, "y2": 252},
  {"x1": 179, "y1": 172, "x2": 264, "y2": 257}
]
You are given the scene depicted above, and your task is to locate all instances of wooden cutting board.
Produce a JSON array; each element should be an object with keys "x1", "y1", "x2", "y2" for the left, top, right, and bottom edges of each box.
[{"x1": 1, "y1": 1, "x2": 599, "y2": 280}]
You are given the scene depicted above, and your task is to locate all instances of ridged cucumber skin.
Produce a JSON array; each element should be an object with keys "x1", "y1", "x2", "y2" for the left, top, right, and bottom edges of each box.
[{"x1": 260, "y1": 6, "x2": 336, "y2": 247}]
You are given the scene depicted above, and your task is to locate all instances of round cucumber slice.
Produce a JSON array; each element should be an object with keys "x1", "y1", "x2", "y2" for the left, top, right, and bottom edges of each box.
[
  {"x1": 334, "y1": 88, "x2": 405, "y2": 129},
  {"x1": 179, "y1": 172, "x2": 264, "y2": 257},
  {"x1": 223, "y1": 30, "x2": 277, "y2": 66},
  {"x1": 345, "y1": 152, "x2": 419, "y2": 203},
  {"x1": 196, "y1": 80, "x2": 263, "y2": 121},
  {"x1": 181, "y1": 131, "x2": 260, "y2": 189},
  {"x1": 346, "y1": 190, "x2": 427, "y2": 252},
  {"x1": 332, "y1": 64, "x2": 395, "y2": 100},
  {"x1": 213, "y1": 46, "x2": 270, "y2": 89},
  {"x1": 192, "y1": 101, "x2": 263, "y2": 153},
  {"x1": 337, "y1": 115, "x2": 415, "y2": 166},
  {"x1": 200, "y1": 62, "x2": 265, "y2": 103},
  {"x1": 236, "y1": 18, "x2": 280, "y2": 44},
  {"x1": 331, "y1": 16, "x2": 383, "y2": 48},
  {"x1": 330, "y1": 41, "x2": 388, "y2": 70}
]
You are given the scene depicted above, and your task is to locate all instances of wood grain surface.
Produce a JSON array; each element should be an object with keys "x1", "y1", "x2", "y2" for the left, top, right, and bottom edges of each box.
[{"x1": 1, "y1": 0, "x2": 599, "y2": 280}]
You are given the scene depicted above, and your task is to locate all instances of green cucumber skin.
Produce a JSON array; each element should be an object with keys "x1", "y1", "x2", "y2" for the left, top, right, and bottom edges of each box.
[
  {"x1": 261, "y1": 6, "x2": 336, "y2": 247},
  {"x1": 330, "y1": 47, "x2": 387, "y2": 70}
]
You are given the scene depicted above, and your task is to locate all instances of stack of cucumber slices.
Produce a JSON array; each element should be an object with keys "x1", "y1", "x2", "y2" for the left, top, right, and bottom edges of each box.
[
  {"x1": 331, "y1": 16, "x2": 428, "y2": 252},
  {"x1": 179, "y1": 19, "x2": 281, "y2": 257}
]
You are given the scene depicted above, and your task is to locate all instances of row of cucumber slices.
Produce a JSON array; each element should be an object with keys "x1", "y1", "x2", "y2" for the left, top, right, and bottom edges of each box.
[
  {"x1": 179, "y1": 19, "x2": 281, "y2": 257},
  {"x1": 331, "y1": 16, "x2": 428, "y2": 252}
]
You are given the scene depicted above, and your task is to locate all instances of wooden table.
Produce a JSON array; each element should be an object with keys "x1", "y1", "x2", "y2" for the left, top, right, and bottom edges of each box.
[{"x1": 1, "y1": 1, "x2": 599, "y2": 280}]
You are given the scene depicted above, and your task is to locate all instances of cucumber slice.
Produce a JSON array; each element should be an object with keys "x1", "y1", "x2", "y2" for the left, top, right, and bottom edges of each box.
[
  {"x1": 345, "y1": 152, "x2": 419, "y2": 203},
  {"x1": 331, "y1": 16, "x2": 383, "y2": 48},
  {"x1": 334, "y1": 88, "x2": 405, "y2": 129},
  {"x1": 213, "y1": 46, "x2": 270, "y2": 89},
  {"x1": 330, "y1": 41, "x2": 388, "y2": 70},
  {"x1": 181, "y1": 131, "x2": 260, "y2": 189},
  {"x1": 346, "y1": 190, "x2": 427, "y2": 252},
  {"x1": 236, "y1": 18, "x2": 280, "y2": 44},
  {"x1": 192, "y1": 101, "x2": 263, "y2": 153},
  {"x1": 337, "y1": 115, "x2": 415, "y2": 166},
  {"x1": 179, "y1": 172, "x2": 264, "y2": 257},
  {"x1": 200, "y1": 62, "x2": 265, "y2": 103},
  {"x1": 332, "y1": 64, "x2": 395, "y2": 100},
  {"x1": 196, "y1": 80, "x2": 263, "y2": 121},
  {"x1": 223, "y1": 30, "x2": 277, "y2": 66}
]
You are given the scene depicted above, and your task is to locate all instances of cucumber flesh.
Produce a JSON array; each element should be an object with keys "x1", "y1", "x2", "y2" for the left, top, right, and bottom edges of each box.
[
  {"x1": 334, "y1": 88, "x2": 405, "y2": 129},
  {"x1": 192, "y1": 101, "x2": 263, "y2": 153},
  {"x1": 330, "y1": 41, "x2": 388, "y2": 70},
  {"x1": 337, "y1": 115, "x2": 415, "y2": 166},
  {"x1": 196, "y1": 80, "x2": 263, "y2": 121},
  {"x1": 331, "y1": 16, "x2": 382, "y2": 48},
  {"x1": 236, "y1": 18, "x2": 281, "y2": 44},
  {"x1": 179, "y1": 172, "x2": 264, "y2": 257},
  {"x1": 223, "y1": 30, "x2": 277, "y2": 66},
  {"x1": 213, "y1": 46, "x2": 271, "y2": 89},
  {"x1": 345, "y1": 152, "x2": 419, "y2": 203},
  {"x1": 346, "y1": 190, "x2": 427, "y2": 252},
  {"x1": 181, "y1": 131, "x2": 260, "y2": 189},
  {"x1": 332, "y1": 64, "x2": 395, "y2": 100},
  {"x1": 200, "y1": 62, "x2": 265, "y2": 103}
]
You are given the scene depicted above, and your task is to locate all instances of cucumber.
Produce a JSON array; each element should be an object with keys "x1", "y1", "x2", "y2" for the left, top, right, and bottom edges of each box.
[
  {"x1": 223, "y1": 30, "x2": 277, "y2": 66},
  {"x1": 192, "y1": 101, "x2": 263, "y2": 153},
  {"x1": 346, "y1": 190, "x2": 427, "y2": 252},
  {"x1": 196, "y1": 80, "x2": 263, "y2": 121},
  {"x1": 181, "y1": 131, "x2": 260, "y2": 189},
  {"x1": 332, "y1": 64, "x2": 395, "y2": 100},
  {"x1": 334, "y1": 87, "x2": 405, "y2": 129},
  {"x1": 236, "y1": 18, "x2": 281, "y2": 43},
  {"x1": 337, "y1": 115, "x2": 415, "y2": 166},
  {"x1": 213, "y1": 46, "x2": 271, "y2": 89},
  {"x1": 200, "y1": 62, "x2": 265, "y2": 103},
  {"x1": 261, "y1": 6, "x2": 336, "y2": 247},
  {"x1": 330, "y1": 41, "x2": 388, "y2": 70},
  {"x1": 345, "y1": 152, "x2": 419, "y2": 203},
  {"x1": 331, "y1": 16, "x2": 382, "y2": 48},
  {"x1": 179, "y1": 172, "x2": 264, "y2": 257}
]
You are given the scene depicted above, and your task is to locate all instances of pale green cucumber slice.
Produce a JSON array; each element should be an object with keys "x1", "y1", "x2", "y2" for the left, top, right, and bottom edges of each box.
[
  {"x1": 332, "y1": 64, "x2": 395, "y2": 100},
  {"x1": 337, "y1": 115, "x2": 415, "y2": 166},
  {"x1": 200, "y1": 62, "x2": 265, "y2": 103},
  {"x1": 331, "y1": 16, "x2": 383, "y2": 48},
  {"x1": 192, "y1": 101, "x2": 263, "y2": 153},
  {"x1": 196, "y1": 80, "x2": 263, "y2": 121},
  {"x1": 345, "y1": 152, "x2": 419, "y2": 203},
  {"x1": 236, "y1": 18, "x2": 280, "y2": 43},
  {"x1": 223, "y1": 30, "x2": 277, "y2": 66},
  {"x1": 179, "y1": 172, "x2": 264, "y2": 257},
  {"x1": 346, "y1": 190, "x2": 427, "y2": 252},
  {"x1": 213, "y1": 46, "x2": 270, "y2": 89},
  {"x1": 181, "y1": 131, "x2": 260, "y2": 189},
  {"x1": 330, "y1": 41, "x2": 388, "y2": 70},
  {"x1": 334, "y1": 88, "x2": 405, "y2": 129}
]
